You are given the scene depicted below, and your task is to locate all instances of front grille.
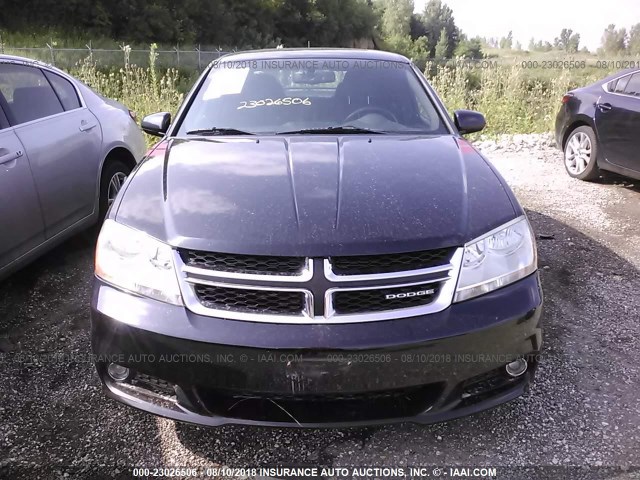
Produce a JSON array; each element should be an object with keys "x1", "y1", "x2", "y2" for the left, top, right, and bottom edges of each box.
[
  {"x1": 179, "y1": 247, "x2": 460, "y2": 322},
  {"x1": 195, "y1": 285, "x2": 305, "y2": 315},
  {"x1": 194, "y1": 384, "x2": 443, "y2": 423},
  {"x1": 181, "y1": 249, "x2": 305, "y2": 276},
  {"x1": 333, "y1": 282, "x2": 441, "y2": 314},
  {"x1": 329, "y1": 247, "x2": 454, "y2": 275}
]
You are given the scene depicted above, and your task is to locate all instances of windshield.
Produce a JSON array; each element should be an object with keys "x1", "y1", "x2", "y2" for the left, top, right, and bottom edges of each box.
[{"x1": 178, "y1": 57, "x2": 449, "y2": 135}]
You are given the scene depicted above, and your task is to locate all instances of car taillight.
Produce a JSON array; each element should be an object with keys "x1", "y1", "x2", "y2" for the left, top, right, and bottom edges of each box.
[{"x1": 561, "y1": 94, "x2": 574, "y2": 104}]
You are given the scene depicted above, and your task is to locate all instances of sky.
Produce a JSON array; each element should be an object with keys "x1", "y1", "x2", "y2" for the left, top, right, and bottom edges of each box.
[{"x1": 413, "y1": 0, "x2": 640, "y2": 51}]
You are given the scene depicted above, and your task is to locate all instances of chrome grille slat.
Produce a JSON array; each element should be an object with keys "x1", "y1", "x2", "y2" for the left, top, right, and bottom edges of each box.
[{"x1": 174, "y1": 248, "x2": 463, "y2": 324}]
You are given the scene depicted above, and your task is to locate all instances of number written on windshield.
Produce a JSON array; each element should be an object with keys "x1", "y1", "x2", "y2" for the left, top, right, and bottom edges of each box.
[{"x1": 238, "y1": 97, "x2": 311, "y2": 110}]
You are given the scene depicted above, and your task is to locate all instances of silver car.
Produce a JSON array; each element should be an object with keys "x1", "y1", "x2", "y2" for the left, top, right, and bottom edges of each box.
[{"x1": 0, "y1": 55, "x2": 146, "y2": 280}]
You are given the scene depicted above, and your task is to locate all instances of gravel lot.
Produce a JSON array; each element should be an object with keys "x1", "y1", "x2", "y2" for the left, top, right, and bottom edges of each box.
[{"x1": 1, "y1": 134, "x2": 639, "y2": 479}]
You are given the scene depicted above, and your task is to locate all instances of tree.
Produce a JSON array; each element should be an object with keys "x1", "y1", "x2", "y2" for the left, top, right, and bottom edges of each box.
[
  {"x1": 382, "y1": 32, "x2": 429, "y2": 68},
  {"x1": 410, "y1": 13, "x2": 427, "y2": 39},
  {"x1": 629, "y1": 23, "x2": 640, "y2": 55},
  {"x1": 454, "y1": 36, "x2": 483, "y2": 59},
  {"x1": 308, "y1": 0, "x2": 378, "y2": 47},
  {"x1": 0, "y1": 0, "x2": 380, "y2": 49},
  {"x1": 420, "y1": 0, "x2": 459, "y2": 57},
  {"x1": 499, "y1": 31, "x2": 513, "y2": 49},
  {"x1": 555, "y1": 28, "x2": 581, "y2": 53},
  {"x1": 410, "y1": 35, "x2": 430, "y2": 68},
  {"x1": 601, "y1": 24, "x2": 627, "y2": 55},
  {"x1": 568, "y1": 33, "x2": 580, "y2": 53},
  {"x1": 380, "y1": 0, "x2": 414, "y2": 38},
  {"x1": 406, "y1": 35, "x2": 430, "y2": 69},
  {"x1": 384, "y1": 33, "x2": 416, "y2": 58},
  {"x1": 434, "y1": 27, "x2": 449, "y2": 59},
  {"x1": 557, "y1": 29, "x2": 570, "y2": 50}
]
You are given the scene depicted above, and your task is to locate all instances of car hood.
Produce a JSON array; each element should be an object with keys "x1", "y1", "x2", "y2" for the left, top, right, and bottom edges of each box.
[{"x1": 115, "y1": 135, "x2": 519, "y2": 256}]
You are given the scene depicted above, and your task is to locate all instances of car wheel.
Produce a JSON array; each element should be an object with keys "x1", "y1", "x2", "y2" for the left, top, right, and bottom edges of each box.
[
  {"x1": 99, "y1": 160, "x2": 132, "y2": 221},
  {"x1": 563, "y1": 126, "x2": 600, "y2": 181}
]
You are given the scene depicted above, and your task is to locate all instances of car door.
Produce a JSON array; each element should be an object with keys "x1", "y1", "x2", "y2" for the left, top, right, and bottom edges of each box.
[
  {"x1": 0, "y1": 63, "x2": 102, "y2": 239},
  {"x1": 595, "y1": 72, "x2": 640, "y2": 173},
  {"x1": 0, "y1": 98, "x2": 46, "y2": 271}
]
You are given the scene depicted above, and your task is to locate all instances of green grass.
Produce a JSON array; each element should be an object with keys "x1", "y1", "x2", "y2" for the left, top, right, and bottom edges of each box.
[
  {"x1": 425, "y1": 48, "x2": 640, "y2": 136},
  {"x1": 425, "y1": 62, "x2": 587, "y2": 135},
  {"x1": 72, "y1": 46, "x2": 184, "y2": 146}
]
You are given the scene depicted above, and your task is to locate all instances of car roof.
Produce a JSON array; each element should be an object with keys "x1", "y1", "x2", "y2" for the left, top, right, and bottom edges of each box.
[
  {"x1": 0, "y1": 54, "x2": 81, "y2": 83},
  {"x1": 218, "y1": 48, "x2": 411, "y2": 64},
  {"x1": 596, "y1": 68, "x2": 640, "y2": 85},
  {"x1": 0, "y1": 54, "x2": 50, "y2": 67}
]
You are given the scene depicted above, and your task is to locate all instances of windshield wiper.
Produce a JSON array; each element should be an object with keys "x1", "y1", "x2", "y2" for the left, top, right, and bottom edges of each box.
[
  {"x1": 276, "y1": 126, "x2": 384, "y2": 135},
  {"x1": 186, "y1": 127, "x2": 255, "y2": 136}
]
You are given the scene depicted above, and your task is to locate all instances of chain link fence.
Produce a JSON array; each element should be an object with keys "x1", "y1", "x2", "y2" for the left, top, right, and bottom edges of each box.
[{"x1": 0, "y1": 44, "x2": 231, "y2": 71}]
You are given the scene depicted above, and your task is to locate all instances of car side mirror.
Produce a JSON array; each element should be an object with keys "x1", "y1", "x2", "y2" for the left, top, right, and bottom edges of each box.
[
  {"x1": 454, "y1": 110, "x2": 486, "y2": 135},
  {"x1": 141, "y1": 112, "x2": 171, "y2": 137}
]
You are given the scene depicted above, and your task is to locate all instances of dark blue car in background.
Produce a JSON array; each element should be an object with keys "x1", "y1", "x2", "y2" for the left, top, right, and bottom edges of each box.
[
  {"x1": 556, "y1": 68, "x2": 640, "y2": 181},
  {"x1": 91, "y1": 49, "x2": 543, "y2": 427}
]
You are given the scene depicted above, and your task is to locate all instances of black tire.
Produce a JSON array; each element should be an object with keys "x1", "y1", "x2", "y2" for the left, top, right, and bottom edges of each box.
[
  {"x1": 99, "y1": 160, "x2": 132, "y2": 221},
  {"x1": 563, "y1": 126, "x2": 600, "y2": 181}
]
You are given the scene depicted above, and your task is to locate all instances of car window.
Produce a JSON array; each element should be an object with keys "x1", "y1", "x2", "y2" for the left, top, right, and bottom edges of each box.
[
  {"x1": 622, "y1": 73, "x2": 640, "y2": 97},
  {"x1": 0, "y1": 63, "x2": 64, "y2": 125},
  {"x1": 613, "y1": 75, "x2": 631, "y2": 94},
  {"x1": 43, "y1": 71, "x2": 81, "y2": 110},
  {"x1": 179, "y1": 58, "x2": 448, "y2": 135},
  {"x1": 0, "y1": 109, "x2": 8, "y2": 130},
  {"x1": 0, "y1": 91, "x2": 10, "y2": 130}
]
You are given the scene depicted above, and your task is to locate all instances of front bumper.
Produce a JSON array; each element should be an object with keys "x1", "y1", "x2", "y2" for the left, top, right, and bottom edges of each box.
[{"x1": 91, "y1": 273, "x2": 543, "y2": 427}]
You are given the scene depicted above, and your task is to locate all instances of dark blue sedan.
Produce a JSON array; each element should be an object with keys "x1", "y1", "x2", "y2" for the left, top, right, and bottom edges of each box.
[
  {"x1": 555, "y1": 69, "x2": 640, "y2": 181},
  {"x1": 91, "y1": 49, "x2": 542, "y2": 427}
]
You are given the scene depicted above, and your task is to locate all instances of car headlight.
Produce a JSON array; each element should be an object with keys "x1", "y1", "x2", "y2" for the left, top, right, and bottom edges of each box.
[
  {"x1": 454, "y1": 216, "x2": 537, "y2": 302},
  {"x1": 95, "y1": 220, "x2": 183, "y2": 305}
]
